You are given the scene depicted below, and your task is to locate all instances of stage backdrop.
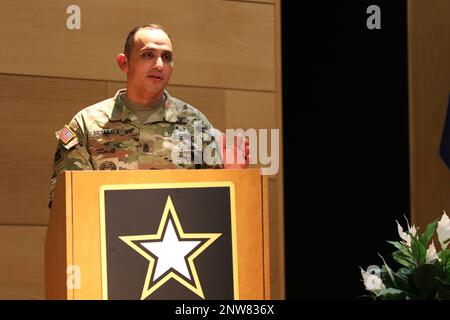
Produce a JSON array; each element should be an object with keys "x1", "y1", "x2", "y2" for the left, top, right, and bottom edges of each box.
[
  {"x1": 282, "y1": 0, "x2": 450, "y2": 299},
  {"x1": 0, "y1": 0, "x2": 284, "y2": 299},
  {"x1": 408, "y1": 0, "x2": 450, "y2": 229}
]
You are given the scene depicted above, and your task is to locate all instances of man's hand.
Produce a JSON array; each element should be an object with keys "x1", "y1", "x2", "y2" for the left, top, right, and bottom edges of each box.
[{"x1": 220, "y1": 132, "x2": 250, "y2": 169}]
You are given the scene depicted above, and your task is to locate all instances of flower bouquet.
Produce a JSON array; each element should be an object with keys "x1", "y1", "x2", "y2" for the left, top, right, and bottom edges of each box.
[{"x1": 361, "y1": 212, "x2": 450, "y2": 299}]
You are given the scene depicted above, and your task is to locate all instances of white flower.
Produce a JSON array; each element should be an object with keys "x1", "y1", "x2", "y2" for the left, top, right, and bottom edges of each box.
[
  {"x1": 437, "y1": 211, "x2": 450, "y2": 250},
  {"x1": 360, "y1": 267, "x2": 385, "y2": 294},
  {"x1": 410, "y1": 225, "x2": 417, "y2": 237},
  {"x1": 426, "y1": 241, "x2": 439, "y2": 263},
  {"x1": 396, "y1": 220, "x2": 417, "y2": 247}
]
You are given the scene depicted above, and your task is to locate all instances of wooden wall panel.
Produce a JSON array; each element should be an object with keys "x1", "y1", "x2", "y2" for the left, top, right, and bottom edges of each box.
[
  {"x1": 106, "y1": 81, "x2": 125, "y2": 97},
  {"x1": 226, "y1": 0, "x2": 274, "y2": 4},
  {"x1": 268, "y1": 178, "x2": 282, "y2": 299},
  {"x1": 0, "y1": 74, "x2": 106, "y2": 225},
  {"x1": 0, "y1": 0, "x2": 283, "y2": 299},
  {"x1": 0, "y1": 226, "x2": 46, "y2": 299},
  {"x1": 225, "y1": 91, "x2": 276, "y2": 130},
  {"x1": 0, "y1": 0, "x2": 274, "y2": 91},
  {"x1": 209, "y1": 1, "x2": 274, "y2": 90},
  {"x1": 273, "y1": 0, "x2": 284, "y2": 299},
  {"x1": 224, "y1": 91, "x2": 277, "y2": 172},
  {"x1": 409, "y1": 0, "x2": 450, "y2": 228}
]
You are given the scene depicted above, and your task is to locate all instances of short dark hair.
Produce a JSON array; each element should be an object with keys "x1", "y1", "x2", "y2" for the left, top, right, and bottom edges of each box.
[{"x1": 123, "y1": 24, "x2": 171, "y2": 58}]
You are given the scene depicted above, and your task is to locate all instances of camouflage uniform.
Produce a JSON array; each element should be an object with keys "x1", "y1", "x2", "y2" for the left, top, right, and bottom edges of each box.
[{"x1": 49, "y1": 89, "x2": 222, "y2": 207}]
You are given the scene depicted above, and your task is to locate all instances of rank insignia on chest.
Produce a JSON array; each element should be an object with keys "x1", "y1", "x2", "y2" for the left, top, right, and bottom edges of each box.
[{"x1": 56, "y1": 125, "x2": 78, "y2": 149}]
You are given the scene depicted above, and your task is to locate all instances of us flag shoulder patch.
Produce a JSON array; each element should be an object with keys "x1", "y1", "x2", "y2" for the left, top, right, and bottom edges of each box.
[{"x1": 57, "y1": 125, "x2": 76, "y2": 145}]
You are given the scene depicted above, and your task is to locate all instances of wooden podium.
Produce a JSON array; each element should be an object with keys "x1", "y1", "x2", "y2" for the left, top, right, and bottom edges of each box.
[{"x1": 45, "y1": 169, "x2": 270, "y2": 300}]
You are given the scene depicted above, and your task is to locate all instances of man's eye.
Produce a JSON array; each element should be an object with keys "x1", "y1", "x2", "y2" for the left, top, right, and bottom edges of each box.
[
  {"x1": 142, "y1": 52, "x2": 153, "y2": 59},
  {"x1": 162, "y1": 54, "x2": 172, "y2": 62}
]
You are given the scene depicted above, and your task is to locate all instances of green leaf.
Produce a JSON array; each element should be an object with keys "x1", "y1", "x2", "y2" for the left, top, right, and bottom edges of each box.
[
  {"x1": 392, "y1": 268, "x2": 413, "y2": 294},
  {"x1": 387, "y1": 240, "x2": 405, "y2": 250},
  {"x1": 439, "y1": 249, "x2": 450, "y2": 272},
  {"x1": 395, "y1": 267, "x2": 412, "y2": 280},
  {"x1": 410, "y1": 235, "x2": 427, "y2": 265},
  {"x1": 358, "y1": 293, "x2": 376, "y2": 300},
  {"x1": 436, "y1": 276, "x2": 450, "y2": 286},
  {"x1": 380, "y1": 267, "x2": 397, "y2": 288},
  {"x1": 379, "y1": 254, "x2": 397, "y2": 287},
  {"x1": 392, "y1": 251, "x2": 415, "y2": 269},
  {"x1": 436, "y1": 275, "x2": 450, "y2": 300},
  {"x1": 376, "y1": 288, "x2": 406, "y2": 300},
  {"x1": 419, "y1": 219, "x2": 438, "y2": 246},
  {"x1": 387, "y1": 241, "x2": 413, "y2": 259}
]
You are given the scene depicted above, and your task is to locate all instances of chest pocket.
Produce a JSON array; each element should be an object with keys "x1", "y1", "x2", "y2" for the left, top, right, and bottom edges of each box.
[{"x1": 88, "y1": 129, "x2": 139, "y2": 167}]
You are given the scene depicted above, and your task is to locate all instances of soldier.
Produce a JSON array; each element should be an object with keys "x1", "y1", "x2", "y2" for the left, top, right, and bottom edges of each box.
[{"x1": 49, "y1": 24, "x2": 249, "y2": 208}]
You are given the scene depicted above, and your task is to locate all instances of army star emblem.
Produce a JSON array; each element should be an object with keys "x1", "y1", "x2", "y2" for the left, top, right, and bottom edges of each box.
[{"x1": 119, "y1": 196, "x2": 221, "y2": 299}]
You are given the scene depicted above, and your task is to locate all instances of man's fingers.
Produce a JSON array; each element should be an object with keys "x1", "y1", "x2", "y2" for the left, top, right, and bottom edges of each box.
[{"x1": 220, "y1": 133, "x2": 250, "y2": 167}]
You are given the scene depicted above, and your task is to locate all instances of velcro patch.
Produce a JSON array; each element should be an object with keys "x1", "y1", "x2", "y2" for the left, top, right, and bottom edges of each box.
[
  {"x1": 55, "y1": 125, "x2": 79, "y2": 150},
  {"x1": 57, "y1": 125, "x2": 75, "y2": 144}
]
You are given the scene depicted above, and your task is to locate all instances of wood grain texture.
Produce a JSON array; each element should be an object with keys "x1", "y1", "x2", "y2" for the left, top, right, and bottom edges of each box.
[
  {"x1": 408, "y1": 0, "x2": 450, "y2": 229},
  {"x1": 51, "y1": 169, "x2": 269, "y2": 299},
  {"x1": 272, "y1": 0, "x2": 284, "y2": 299},
  {"x1": 224, "y1": 0, "x2": 274, "y2": 4},
  {"x1": 225, "y1": 90, "x2": 276, "y2": 130},
  {"x1": 262, "y1": 176, "x2": 271, "y2": 299},
  {"x1": 0, "y1": 74, "x2": 106, "y2": 225},
  {"x1": 224, "y1": 90, "x2": 278, "y2": 172},
  {"x1": 269, "y1": 178, "x2": 284, "y2": 299},
  {"x1": 0, "y1": 226, "x2": 46, "y2": 299},
  {"x1": 0, "y1": 0, "x2": 274, "y2": 91},
  {"x1": 45, "y1": 172, "x2": 73, "y2": 299}
]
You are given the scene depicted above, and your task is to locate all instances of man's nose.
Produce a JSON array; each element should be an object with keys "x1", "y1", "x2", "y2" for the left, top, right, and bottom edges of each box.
[{"x1": 153, "y1": 57, "x2": 163, "y2": 70}]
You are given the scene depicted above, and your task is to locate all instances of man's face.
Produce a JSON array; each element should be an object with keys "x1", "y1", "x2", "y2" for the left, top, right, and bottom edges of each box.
[{"x1": 125, "y1": 28, "x2": 173, "y2": 99}]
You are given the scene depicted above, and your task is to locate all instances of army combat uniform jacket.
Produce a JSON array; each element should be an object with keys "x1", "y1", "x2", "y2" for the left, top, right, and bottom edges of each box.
[{"x1": 49, "y1": 89, "x2": 222, "y2": 207}]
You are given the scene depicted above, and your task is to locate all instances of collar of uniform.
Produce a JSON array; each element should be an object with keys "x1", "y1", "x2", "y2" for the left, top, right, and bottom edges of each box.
[
  {"x1": 110, "y1": 89, "x2": 178, "y2": 123},
  {"x1": 110, "y1": 89, "x2": 148, "y2": 123},
  {"x1": 109, "y1": 89, "x2": 128, "y2": 121},
  {"x1": 145, "y1": 90, "x2": 178, "y2": 124}
]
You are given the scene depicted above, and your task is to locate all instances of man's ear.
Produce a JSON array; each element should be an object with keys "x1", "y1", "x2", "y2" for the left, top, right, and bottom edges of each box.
[{"x1": 116, "y1": 53, "x2": 128, "y2": 72}]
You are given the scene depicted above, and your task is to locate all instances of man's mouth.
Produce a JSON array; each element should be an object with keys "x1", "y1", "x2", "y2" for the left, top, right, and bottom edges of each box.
[{"x1": 147, "y1": 75, "x2": 163, "y2": 80}]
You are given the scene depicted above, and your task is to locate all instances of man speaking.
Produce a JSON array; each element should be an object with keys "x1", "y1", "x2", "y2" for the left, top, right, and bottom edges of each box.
[{"x1": 49, "y1": 24, "x2": 249, "y2": 207}]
